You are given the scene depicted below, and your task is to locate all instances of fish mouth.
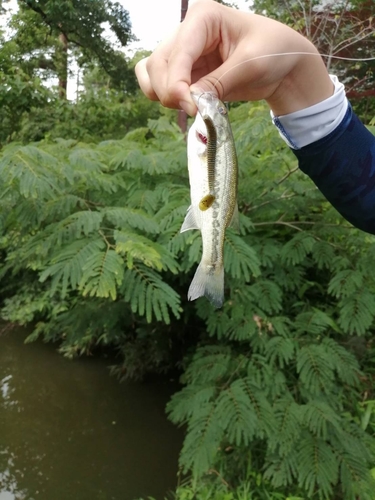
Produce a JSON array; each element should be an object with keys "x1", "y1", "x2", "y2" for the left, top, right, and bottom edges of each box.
[
  {"x1": 191, "y1": 90, "x2": 218, "y2": 113},
  {"x1": 190, "y1": 90, "x2": 218, "y2": 108}
]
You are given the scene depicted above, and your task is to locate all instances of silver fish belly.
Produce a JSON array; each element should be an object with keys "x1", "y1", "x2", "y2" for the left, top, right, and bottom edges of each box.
[{"x1": 181, "y1": 91, "x2": 239, "y2": 308}]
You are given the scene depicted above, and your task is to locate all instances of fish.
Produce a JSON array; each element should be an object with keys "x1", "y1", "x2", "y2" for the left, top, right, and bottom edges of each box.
[{"x1": 180, "y1": 91, "x2": 239, "y2": 308}]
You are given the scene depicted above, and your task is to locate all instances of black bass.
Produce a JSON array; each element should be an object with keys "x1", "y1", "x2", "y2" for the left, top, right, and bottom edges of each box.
[{"x1": 181, "y1": 91, "x2": 239, "y2": 308}]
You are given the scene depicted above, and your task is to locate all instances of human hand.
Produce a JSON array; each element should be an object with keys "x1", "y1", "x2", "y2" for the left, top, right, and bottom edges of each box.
[{"x1": 135, "y1": 0, "x2": 333, "y2": 116}]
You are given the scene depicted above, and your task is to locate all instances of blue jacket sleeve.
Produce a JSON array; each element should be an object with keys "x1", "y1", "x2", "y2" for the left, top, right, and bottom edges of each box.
[{"x1": 292, "y1": 104, "x2": 375, "y2": 234}]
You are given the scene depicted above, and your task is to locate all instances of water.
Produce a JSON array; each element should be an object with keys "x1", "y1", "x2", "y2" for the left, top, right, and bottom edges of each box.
[{"x1": 0, "y1": 325, "x2": 183, "y2": 500}]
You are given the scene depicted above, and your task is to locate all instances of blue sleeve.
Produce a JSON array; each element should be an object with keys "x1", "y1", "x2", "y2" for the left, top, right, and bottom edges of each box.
[{"x1": 292, "y1": 104, "x2": 375, "y2": 234}]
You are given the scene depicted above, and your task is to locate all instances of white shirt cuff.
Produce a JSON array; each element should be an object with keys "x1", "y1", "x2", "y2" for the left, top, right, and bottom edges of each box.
[{"x1": 271, "y1": 75, "x2": 349, "y2": 149}]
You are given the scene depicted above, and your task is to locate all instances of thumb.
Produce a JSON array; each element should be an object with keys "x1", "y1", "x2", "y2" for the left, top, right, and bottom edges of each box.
[
  {"x1": 190, "y1": 63, "x2": 240, "y2": 103},
  {"x1": 191, "y1": 50, "x2": 266, "y2": 103}
]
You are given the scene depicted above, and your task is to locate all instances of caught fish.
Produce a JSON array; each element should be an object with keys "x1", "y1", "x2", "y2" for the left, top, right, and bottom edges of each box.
[{"x1": 181, "y1": 91, "x2": 239, "y2": 308}]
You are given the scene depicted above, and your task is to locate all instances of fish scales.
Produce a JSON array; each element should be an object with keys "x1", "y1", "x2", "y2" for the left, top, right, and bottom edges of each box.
[{"x1": 180, "y1": 91, "x2": 239, "y2": 308}]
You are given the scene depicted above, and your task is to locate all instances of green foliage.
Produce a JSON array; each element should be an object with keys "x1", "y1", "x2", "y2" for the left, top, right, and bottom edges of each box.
[
  {"x1": 167, "y1": 104, "x2": 375, "y2": 499},
  {"x1": 0, "y1": 10, "x2": 158, "y2": 144},
  {"x1": 134, "y1": 476, "x2": 300, "y2": 500},
  {"x1": 0, "y1": 128, "x2": 184, "y2": 326},
  {"x1": 12, "y1": 87, "x2": 163, "y2": 144},
  {"x1": 0, "y1": 63, "x2": 50, "y2": 145},
  {"x1": 2, "y1": 103, "x2": 375, "y2": 500}
]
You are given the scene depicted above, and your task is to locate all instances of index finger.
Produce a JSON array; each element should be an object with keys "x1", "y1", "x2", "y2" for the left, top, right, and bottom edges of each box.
[
  {"x1": 146, "y1": 2, "x2": 218, "y2": 114},
  {"x1": 135, "y1": 57, "x2": 159, "y2": 101}
]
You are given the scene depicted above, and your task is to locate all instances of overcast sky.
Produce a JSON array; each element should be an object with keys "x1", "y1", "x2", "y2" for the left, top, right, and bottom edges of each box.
[{"x1": 121, "y1": 0, "x2": 251, "y2": 51}]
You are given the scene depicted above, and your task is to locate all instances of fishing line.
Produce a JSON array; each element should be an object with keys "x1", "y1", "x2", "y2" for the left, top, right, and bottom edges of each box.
[{"x1": 211, "y1": 51, "x2": 375, "y2": 93}]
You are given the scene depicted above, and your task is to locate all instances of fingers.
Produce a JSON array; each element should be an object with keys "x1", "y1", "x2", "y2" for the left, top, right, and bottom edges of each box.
[
  {"x1": 135, "y1": 39, "x2": 198, "y2": 115},
  {"x1": 135, "y1": 0, "x2": 224, "y2": 116},
  {"x1": 191, "y1": 46, "x2": 274, "y2": 103},
  {"x1": 135, "y1": 57, "x2": 158, "y2": 101},
  {"x1": 155, "y1": 1, "x2": 214, "y2": 105},
  {"x1": 149, "y1": 45, "x2": 196, "y2": 112},
  {"x1": 135, "y1": 1, "x2": 331, "y2": 117},
  {"x1": 134, "y1": 1, "x2": 272, "y2": 111}
]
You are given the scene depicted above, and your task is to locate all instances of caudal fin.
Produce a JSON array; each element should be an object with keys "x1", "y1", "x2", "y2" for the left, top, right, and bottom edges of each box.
[{"x1": 188, "y1": 263, "x2": 224, "y2": 309}]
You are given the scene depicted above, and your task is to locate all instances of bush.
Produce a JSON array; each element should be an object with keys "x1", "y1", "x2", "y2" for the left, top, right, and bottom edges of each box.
[{"x1": 1, "y1": 103, "x2": 375, "y2": 498}]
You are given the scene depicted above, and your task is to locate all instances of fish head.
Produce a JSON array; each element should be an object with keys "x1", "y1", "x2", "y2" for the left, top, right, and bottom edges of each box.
[{"x1": 191, "y1": 91, "x2": 230, "y2": 142}]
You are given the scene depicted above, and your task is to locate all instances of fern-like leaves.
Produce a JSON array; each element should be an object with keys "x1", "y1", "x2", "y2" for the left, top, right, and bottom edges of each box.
[
  {"x1": 121, "y1": 265, "x2": 181, "y2": 324},
  {"x1": 80, "y1": 247, "x2": 124, "y2": 300}
]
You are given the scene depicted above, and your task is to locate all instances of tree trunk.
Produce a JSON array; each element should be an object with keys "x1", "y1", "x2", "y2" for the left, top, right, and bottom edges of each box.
[{"x1": 57, "y1": 32, "x2": 68, "y2": 99}]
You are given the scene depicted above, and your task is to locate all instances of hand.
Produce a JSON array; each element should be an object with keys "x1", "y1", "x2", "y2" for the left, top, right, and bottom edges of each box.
[{"x1": 135, "y1": 0, "x2": 333, "y2": 116}]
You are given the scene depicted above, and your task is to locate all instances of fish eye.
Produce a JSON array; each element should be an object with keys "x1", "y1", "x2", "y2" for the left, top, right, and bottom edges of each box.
[{"x1": 218, "y1": 105, "x2": 227, "y2": 115}]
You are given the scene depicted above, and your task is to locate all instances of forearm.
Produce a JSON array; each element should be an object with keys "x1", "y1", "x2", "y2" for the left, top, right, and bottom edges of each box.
[{"x1": 272, "y1": 79, "x2": 375, "y2": 234}]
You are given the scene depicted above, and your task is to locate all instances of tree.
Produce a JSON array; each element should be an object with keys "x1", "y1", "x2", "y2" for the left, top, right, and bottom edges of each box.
[
  {"x1": 7, "y1": 0, "x2": 137, "y2": 97},
  {"x1": 0, "y1": 0, "x2": 10, "y2": 14},
  {"x1": 0, "y1": 27, "x2": 52, "y2": 145},
  {"x1": 0, "y1": 6, "x2": 151, "y2": 144},
  {"x1": 252, "y1": 0, "x2": 375, "y2": 118}
]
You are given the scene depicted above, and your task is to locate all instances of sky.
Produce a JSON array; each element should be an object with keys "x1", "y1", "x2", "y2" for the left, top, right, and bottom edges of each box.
[
  {"x1": 120, "y1": 0, "x2": 252, "y2": 52},
  {"x1": 121, "y1": 0, "x2": 185, "y2": 52}
]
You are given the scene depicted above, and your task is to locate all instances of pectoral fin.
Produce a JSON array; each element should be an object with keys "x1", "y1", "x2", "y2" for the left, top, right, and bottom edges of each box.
[{"x1": 180, "y1": 206, "x2": 201, "y2": 232}]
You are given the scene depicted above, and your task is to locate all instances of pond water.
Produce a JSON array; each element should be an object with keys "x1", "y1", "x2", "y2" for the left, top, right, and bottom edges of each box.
[{"x1": 0, "y1": 325, "x2": 183, "y2": 500}]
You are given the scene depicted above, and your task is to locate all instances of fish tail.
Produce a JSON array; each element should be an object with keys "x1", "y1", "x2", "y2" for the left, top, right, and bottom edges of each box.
[{"x1": 188, "y1": 262, "x2": 224, "y2": 309}]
